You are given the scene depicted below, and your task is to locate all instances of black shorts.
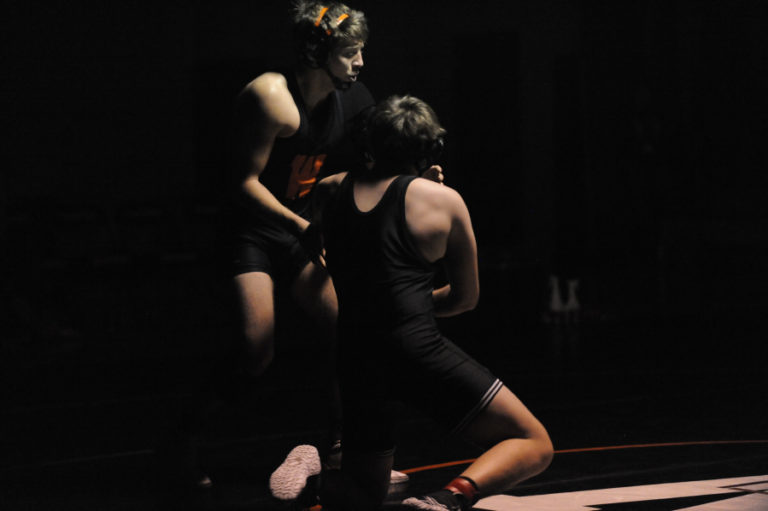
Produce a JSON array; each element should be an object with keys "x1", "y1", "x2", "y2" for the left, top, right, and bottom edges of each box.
[
  {"x1": 230, "y1": 220, "x2": 311, "y2": 284},
  {"x1": 338, "y1": 325, "x2": 503, "y2": 455}
]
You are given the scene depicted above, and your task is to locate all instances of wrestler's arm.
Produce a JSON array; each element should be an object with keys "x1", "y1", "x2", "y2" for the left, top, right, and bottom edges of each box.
[
  {"x1": 311, "y1": 172, "x2": 348, "y2": 223},
  {"x1": 406, "y1": 179, "x2": 479, "y2": 317},
  {"x1": 430, "y1": 187, "x2": 479, "y2": 317},
  {"x1": 299, "y1": 172, "x2": 348, "y2": 265},
  {"x1": 234, "y1": 73, "x2": 310, "y2": 235}
]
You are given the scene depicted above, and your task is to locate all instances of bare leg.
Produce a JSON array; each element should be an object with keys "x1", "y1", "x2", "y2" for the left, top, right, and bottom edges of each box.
[
  {"x1": 290, "y1": 261, "x2": 343, "y2": 457},
  {"x1": 234, "y1": 271, "x2": 276, "y2": 377},
  {"x1": 291, "y1": 260, "x2": 338, "y2": 337},
  {"x1": 402, "y1": 385, "x2": 552, "y2": 509},
  {"x1": 459, "y1": 385, "x2": 553, "y2": 495}
]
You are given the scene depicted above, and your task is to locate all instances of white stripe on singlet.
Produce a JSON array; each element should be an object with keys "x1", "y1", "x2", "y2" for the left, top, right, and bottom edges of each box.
[{"x1": 450, "y1": 378, "x2": 504, "y2": 436}]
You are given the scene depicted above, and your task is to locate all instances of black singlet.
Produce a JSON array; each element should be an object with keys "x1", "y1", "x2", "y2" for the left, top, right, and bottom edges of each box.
[
  {"x1": 246, "y1": 70, "x2": 374, "y2": 220},
  {"x1": 228, "y1": 70, "x2": 374, "y2": 279},
  {"x1": 323, "y1": 174, "x2": 435, "y2": 337},
  {"x1": 322, "y1": 174, "x2": 501, "y2": 453}
]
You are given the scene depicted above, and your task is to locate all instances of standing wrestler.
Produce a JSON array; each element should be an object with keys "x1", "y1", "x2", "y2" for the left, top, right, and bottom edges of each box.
[
  {"x1": 228, "y1": 0, "x2": 371, "y2": 461},
  {"x1": 274, "y1": 95, "x2": 553, "y2": 510},
  {"x1": 160, "y1": 2, "x2": 413, "y2": 490}
]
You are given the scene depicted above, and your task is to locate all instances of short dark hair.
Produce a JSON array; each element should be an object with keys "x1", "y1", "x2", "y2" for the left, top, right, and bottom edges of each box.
[
  {"x1": 364, "y1": 95, "x2": 446, "y2": 177},
  {"x1": 291, "y1": 1, "x2": 368, "y2": 68}
]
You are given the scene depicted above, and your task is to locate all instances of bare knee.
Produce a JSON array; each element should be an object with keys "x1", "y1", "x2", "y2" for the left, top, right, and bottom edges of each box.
[
  {"x1": 292, "y1": 262, "x2": 338, "y2": 335},
  {"x1": 489, "y1": 422, "x2": 553, "y2": 480},
  {"x1": 529, "y1": 425, "x2": 554, "y2": 476}
]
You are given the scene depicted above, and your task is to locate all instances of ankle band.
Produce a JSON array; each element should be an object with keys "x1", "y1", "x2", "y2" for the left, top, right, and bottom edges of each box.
[{"x1": 444, "y1": 476, "x2": 480, "y2": 504}]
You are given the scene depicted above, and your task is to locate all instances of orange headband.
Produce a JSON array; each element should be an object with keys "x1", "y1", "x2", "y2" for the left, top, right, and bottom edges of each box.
[
  {"x1": 314, "y1": 6, "x2": 350, "y2": 35},
  {"x1": 314, "y1": 6, "x2": 330, "y2": 26}
]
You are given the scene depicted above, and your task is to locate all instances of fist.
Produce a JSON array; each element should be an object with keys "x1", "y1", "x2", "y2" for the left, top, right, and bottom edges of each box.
[{"x1": 421, "y1": 165, "x2": 444, "y2": 185}]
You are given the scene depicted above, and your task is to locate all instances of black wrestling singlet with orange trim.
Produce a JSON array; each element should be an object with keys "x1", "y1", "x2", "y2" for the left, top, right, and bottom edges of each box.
[{"x1": 257, "y1": 71, "x2": 374, "y2": 219}]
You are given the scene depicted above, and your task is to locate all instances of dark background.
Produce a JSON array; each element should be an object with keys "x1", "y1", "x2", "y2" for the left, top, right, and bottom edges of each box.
[{"x1": 2, "y1": 0, "x2": 767, "y2": 506}]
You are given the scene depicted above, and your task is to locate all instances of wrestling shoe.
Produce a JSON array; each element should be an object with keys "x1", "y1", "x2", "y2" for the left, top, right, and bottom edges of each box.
[
  {"x1": 400, "y1": 489, "x2": 470, "y2": 511},
  {"x1": 269, "y1": 445, "x2": 322, "y2": 501}
]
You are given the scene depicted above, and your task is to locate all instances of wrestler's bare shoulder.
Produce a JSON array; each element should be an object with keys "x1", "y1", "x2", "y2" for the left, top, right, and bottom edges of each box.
[
  {"x1": 239, "y1": 72, "x2": 299, "y2": 132},
  {"x1": 319, "y1": 172, "x2": 348, "y2": 186},
  {"x1": 315, "y1": 172, "x2": 348, "y2": 202},
  {"x1": 243, "y1": 72, "x2": 289, "y2": 97},
  {"x1": 409, "y1": 177, "x2": 464, "y2": 209}
]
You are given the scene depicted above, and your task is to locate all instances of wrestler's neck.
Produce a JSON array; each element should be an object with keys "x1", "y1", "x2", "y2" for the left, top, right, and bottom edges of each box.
[{"x1": 295, "y1": 66, "x2": 336, "y2": 115}]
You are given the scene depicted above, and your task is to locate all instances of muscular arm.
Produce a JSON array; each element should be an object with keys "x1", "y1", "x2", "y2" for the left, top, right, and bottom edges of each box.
[
  {"x1": 432, "y1": 193, "x2": 479, "y2": 317},
  {"x1": 406, "y1": 179, "x2": 480, "y2": 317},
  {"x1": 234, "y1": 73, "x2": 309, "y2": 235}
]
